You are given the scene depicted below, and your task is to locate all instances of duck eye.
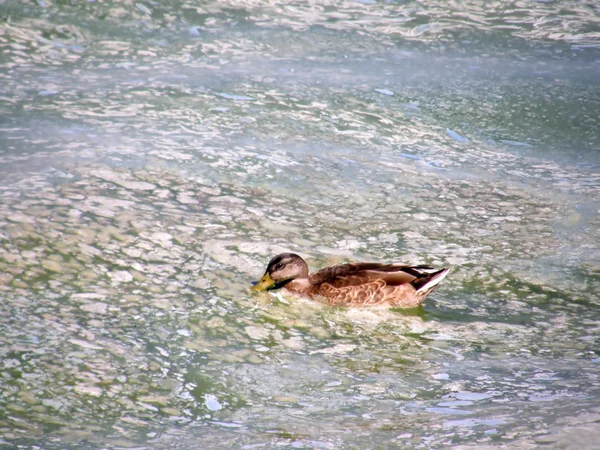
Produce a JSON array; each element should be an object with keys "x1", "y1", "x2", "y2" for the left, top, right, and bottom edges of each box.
[{"x1": 274, "y1": 263, "x2": 284, "y2": 271}]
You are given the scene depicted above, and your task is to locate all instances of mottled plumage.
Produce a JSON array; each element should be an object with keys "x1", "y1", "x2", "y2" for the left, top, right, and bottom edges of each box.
[{"x1": 252, "y1": 253, "x2": 449, "y2": 308}]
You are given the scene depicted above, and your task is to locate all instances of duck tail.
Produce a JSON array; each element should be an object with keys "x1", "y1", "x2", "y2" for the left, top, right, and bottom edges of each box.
[{"x1": 412, "y1": 268, "x2": 450, "y2": 300}]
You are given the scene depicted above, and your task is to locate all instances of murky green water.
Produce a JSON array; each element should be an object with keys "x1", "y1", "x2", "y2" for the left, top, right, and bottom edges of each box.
[{"x1": 1, "y1": 0, "x2": 599, "y2": 448}]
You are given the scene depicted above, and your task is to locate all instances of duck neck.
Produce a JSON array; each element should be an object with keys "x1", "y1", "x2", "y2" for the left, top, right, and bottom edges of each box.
[{"x1": 284, "y1": 277, "x2": 313, "y2": 295}]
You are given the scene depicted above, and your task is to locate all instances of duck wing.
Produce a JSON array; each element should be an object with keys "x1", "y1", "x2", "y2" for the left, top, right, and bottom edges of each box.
[
  {"x1": 310, "y1": 262, "x2": 434, "y2": 287},
  {"x1": 310, "y1": 263, "x2": 448, "y2": 307},
  {"x1": 317, "y1": 278, "x2": 397, "y2": 306}
]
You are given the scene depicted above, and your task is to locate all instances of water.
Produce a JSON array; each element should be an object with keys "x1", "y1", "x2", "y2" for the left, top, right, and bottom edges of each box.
[{"x1": 1, "y1": 0, "x2": 599, "y2": 448}]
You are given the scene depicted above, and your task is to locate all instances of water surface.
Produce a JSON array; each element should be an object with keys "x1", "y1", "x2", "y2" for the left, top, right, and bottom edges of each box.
[{"x1": 1, "y1": 0, "x2": 599, "y2": 448}]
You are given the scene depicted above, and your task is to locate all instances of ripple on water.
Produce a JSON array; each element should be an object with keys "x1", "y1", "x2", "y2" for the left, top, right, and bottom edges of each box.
[{"x1": 1, "y1": 0, "x2": 599, "y2": 447}]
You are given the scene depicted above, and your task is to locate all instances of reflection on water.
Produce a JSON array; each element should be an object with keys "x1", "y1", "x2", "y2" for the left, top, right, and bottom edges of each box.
[{"x1": 0, "y1": 0, "x2": 599, "y2": 448}]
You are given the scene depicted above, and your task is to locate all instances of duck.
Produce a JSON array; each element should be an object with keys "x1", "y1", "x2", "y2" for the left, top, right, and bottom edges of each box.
[{"x1": 252, "y1": 253, "x2": 449, "y2": 308}]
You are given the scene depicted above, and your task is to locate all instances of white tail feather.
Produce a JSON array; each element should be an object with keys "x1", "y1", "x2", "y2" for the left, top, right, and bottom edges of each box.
[{"x1": 416, "y1": 268, "x2": 450, "y2": 294}]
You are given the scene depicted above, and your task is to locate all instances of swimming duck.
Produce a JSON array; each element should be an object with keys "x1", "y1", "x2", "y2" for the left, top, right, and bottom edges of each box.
[{"x1": 252, "y1": 253, "x2": 449, "y2": 308}]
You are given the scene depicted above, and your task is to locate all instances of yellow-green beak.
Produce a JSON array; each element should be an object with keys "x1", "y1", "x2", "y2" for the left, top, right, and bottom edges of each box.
[{"x1": 252, "y1": 273, "x2": 275, "y2": 291}]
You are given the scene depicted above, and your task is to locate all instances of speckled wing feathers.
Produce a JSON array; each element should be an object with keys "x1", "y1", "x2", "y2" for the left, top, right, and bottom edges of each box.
[
  {"x1": 307, "y1": 262, "x2": 443, "y2": 307},
  {"x1": 317, "y1": 279, "x2": 420, "y2": 306},
  {"x1": 310, "y1": 263, "x2": 424, "y2": 284}
]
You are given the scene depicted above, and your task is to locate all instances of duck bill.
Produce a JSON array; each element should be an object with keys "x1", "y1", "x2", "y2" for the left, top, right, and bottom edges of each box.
[{"x1": 252, "y1": 273, "x2": 275, "y2": 291}]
